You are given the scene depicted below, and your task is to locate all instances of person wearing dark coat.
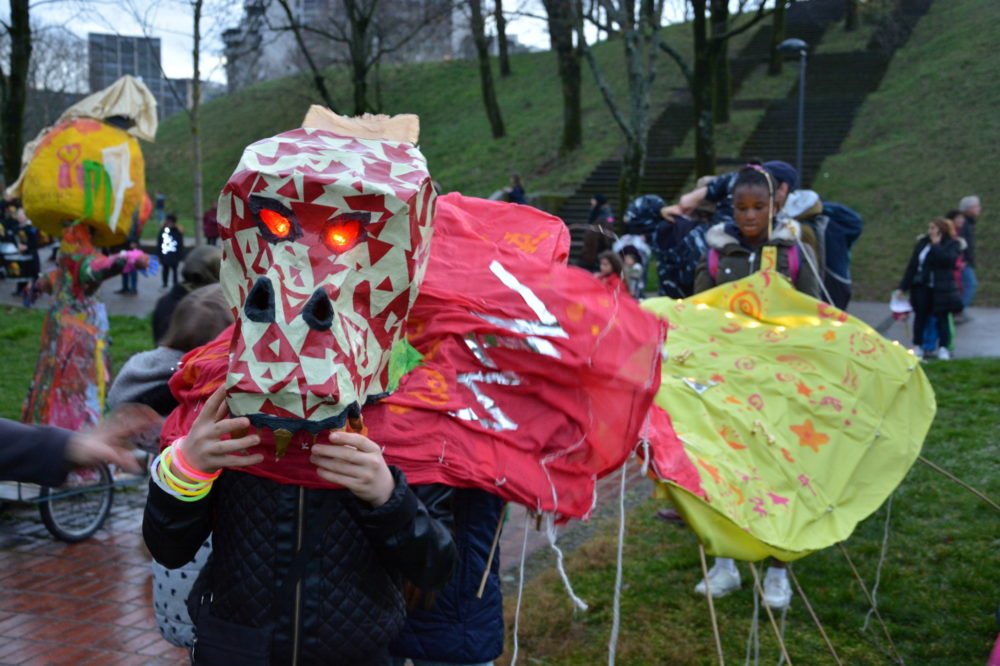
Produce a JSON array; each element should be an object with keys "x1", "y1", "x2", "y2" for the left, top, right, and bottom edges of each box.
[
  {"x1": 151, "y1": 245, "x2": 222, "y2": 343},
  {"x1": 142, "y1": 388, "x2": 458, "y2": 665},
  {"x1": 390, "y1": 489, "x2": 506, "y2": 666},
  {"x1": 579, "y1": 194, "x2": 616, "y2": 272},
  {"x1": 896, "y1": 217, "x2": 964, "y2": 360},
  {"x1": 157, "y1": 214, "x2": 185, "y2": 288}
]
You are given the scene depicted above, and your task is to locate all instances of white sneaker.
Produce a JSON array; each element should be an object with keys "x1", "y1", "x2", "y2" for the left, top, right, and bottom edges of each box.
[
  {"x1": 762, "y1": 569, "x2": 792, "y2": 610},
  {"x1": 694, "y1": 562, "x2": 741, "y2": 598},
  {"x1": 913, "y1": 347, "x2": 924, "y2": 360},
  {"x1": 937, "y1": 347, "x2": 951, "y2": 360}
]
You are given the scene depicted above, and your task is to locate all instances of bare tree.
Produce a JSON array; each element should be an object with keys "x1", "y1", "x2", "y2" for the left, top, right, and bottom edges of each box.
[
  {"x1": 190, "y1": 0, "x2": 205, "y2": 245},
  {"x1": 845, "y1": 0, "x2": 858, "y2": 31},
  {"x1": 0, "y1": 0, "x2": 32, "y2": 186},
  {"x1": 768, "y1": 0, "x2": 787, "y2": 75},
  {"x1": 468, "y1": 0, "x2": 505, "y2": 138},
  {"x1": 541, "y1": 0, "x2": 582, "y2": 155},
  {"x1": 578, "y1": 0, "x2": 664, "y2": 205},
  {"x1": 274, "y1": 0, "x2": 454, "y2": 116},
  {"x1": 0, "y1": 22, "x2": 87, "y2": 135},
  {"x1": 495, "y1": 0, "x2": 511, "y2": 76},
  {"x1": 659, "y1": 0, "x2": 771, "y2": 175},
  {"x1": 273, "y1": 0, "x2": 340, "y2": 112}
]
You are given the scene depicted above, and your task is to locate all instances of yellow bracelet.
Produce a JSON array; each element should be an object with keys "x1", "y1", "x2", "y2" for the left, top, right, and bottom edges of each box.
[{"x1": 160, "y1": 449, "x2": 212, "y2": 495}]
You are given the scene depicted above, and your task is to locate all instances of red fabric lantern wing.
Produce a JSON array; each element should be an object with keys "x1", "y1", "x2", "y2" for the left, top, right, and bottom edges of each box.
[{"x1": 163, "y1": 194, "x2": 668, "y2": 521}]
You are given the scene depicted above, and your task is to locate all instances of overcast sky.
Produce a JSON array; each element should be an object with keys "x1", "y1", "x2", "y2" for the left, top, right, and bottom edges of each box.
[{"x1": 25, "y1": 0, "x2": 693, "y2": 85}]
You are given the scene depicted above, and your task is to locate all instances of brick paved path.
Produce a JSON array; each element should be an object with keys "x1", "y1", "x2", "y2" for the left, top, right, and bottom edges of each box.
[
  {"x1": 0, "y1": 455, "x2": 648, "y2": 664},
  {"x1": 0, "y1": 483, "x2": 186, "y2": 665}
]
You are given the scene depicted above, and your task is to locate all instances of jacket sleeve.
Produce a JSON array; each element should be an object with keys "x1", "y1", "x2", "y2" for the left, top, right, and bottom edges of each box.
[
  {"x1": 898, "y1": 241, "x2": 923, "y2": 291},
  {"x1": 926, "y1": 239, "x2": 961, "y2": 269},
  {"x1": 0, "y1": 420, "x2": 71, "y2": 486},
  {"x1": 793, "y1": 243, "x2": 823, "y2": 300},
  {"x1": 353, "y1": 466, "x2": 457, "y2": 593},
  {"x1": 142, "y1": 478, "x2": 216, "y2": 569},
  {"x1": 693, "y1": 254, "x2": 714, "y2": 294}
]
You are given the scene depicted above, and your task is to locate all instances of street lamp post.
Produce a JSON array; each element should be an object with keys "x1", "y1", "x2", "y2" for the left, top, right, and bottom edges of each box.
[{"x1": 778, "y1": 38, "x2": 809, "y2": 180}]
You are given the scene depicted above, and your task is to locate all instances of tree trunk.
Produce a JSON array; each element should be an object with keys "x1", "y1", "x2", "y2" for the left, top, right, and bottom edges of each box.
[
  {"x1": 691, "y1": 0, "x2": 715, "y2": 176},
  {"x1": 190, "y1": 0, "x2": 205, "y2": 246},
  {"x1": 710, "y1": 0, "x2": 730, "y2": 125},
  {"x1": 845, "y1": 0, "x2": 859, "y2": 31},
  {"x1": 495, "y1": 0, "x2": 511, "y2": 77},
  {"x1": 768, "y1": 0, "x2": 787, "y2": 75},
  {"x1": 542, "y1": 0, "x2": 582, "y2": 154},
  {"x1": 346, "y1": 0, "x2": 373, "y2": 114},
  {"x1": 2, "y1": 0, "x2": 32, "y2": 186},
  {"x1": 275, "y1": 0, "x2": 339, "y2": 113},
  {"x1": 469, "y1": 0, "x2": 505, "y2": 138}
]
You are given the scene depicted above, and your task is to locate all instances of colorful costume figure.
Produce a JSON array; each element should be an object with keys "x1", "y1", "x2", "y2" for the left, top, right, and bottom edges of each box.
[{"x1": 11, "y1": 76, "x2": 157, "y2": 429}]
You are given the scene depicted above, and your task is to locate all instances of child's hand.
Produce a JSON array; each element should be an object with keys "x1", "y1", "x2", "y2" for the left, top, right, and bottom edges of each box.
[
  {"x1": 310, "y1": 432, "x2": 395, "y2": 507},
  {"x1": 179, "y1": 386, "x2": 262, "y2": 475}
]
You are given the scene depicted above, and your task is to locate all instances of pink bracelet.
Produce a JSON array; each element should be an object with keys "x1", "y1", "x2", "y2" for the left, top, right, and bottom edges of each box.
[{"x1": 170, "y1": 439, "x2": 221, "y2": 482}]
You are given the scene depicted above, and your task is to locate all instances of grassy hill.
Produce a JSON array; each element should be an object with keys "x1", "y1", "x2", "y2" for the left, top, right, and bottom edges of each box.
[
  {"x1": 147, "y1": 0, "x2": 997, "y2": 306},
  {"x1": 144, "y1": 23, "x2": 698, "y2": 230},
  {"x1": 818, "y1": 0, "x2": 1000, "y2": 305}
]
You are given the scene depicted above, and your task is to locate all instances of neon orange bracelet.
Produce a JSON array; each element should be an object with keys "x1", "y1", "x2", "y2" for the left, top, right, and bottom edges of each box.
[{"x1": 171, "y1": 439, "x2": 221, "y2": 482}]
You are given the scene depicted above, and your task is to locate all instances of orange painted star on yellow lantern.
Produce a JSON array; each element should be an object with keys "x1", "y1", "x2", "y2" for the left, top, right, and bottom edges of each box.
[{"x1": 790, "y1": 419, "x2": 829, "y2": 453}]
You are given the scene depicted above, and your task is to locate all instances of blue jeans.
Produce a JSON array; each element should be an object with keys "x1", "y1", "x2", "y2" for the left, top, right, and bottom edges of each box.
[
  {"x1": 961, "y1": 265, "x2": 978, "y2": 308},
  {"x1": 120, "y1": 270, "x2": 138, "y2": 293}
]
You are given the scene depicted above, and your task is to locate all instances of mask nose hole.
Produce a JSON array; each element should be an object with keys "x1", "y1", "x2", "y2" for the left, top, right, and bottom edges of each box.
[
  {"x1": 302, "y1": 288, "x2": 333, "y2": 331},
  {"x1": 245, "y1": 277, "x2": 275, "y2": 323}
]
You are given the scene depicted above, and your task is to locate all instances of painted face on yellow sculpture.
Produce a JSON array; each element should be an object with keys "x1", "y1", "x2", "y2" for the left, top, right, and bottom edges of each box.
[{"x1": 21, "y1": 118, "x2": 147, "y2": 247}]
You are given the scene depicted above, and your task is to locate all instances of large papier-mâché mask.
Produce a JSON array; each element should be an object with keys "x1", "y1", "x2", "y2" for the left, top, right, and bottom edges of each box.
[{"x1": 218, "y1": 127, "x2": 435, "y2": 440}]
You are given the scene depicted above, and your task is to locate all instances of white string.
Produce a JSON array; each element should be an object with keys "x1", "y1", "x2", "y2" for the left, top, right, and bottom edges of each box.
[
  {"x1": 775, "y1": 607, "x2": 789, "y2": 666},
  {"x1": 795, "y1": 236, "x2": 835, "y2": 304},
  {"x1": 745, "y1": 581, "x2": 760, "y2": 666},
  {"x1": 862, "y1": 493, "x2": 894, "y2": 633},
  {"x1": 545, "y1": 515, "x2": 589, "y2": 611},
  {"x1": 608, "y1": 460, "x2": 628, "y2": 665},
  {"x1": 510, "y1": 510, "x2": 531, "y2": 666}
]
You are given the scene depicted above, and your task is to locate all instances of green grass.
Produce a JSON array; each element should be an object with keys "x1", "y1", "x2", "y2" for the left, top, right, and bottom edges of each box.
[
  {"x1": 0, "y1": 306, "x2": 154, "y2": 421},
  {"x1": 817, "y1": 0, "x2": 1000, "y2": 304},
  {"x1": 498, "y1": 358, "x2": 1000, "y2": 665}
]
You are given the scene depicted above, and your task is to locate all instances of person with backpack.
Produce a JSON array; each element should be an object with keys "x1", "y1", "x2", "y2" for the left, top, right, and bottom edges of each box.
[
  {"x1": 654, "y1": 193, "x2": 715, "y2": 298},
  {"x1": 779, "y1": 190, "x2": 864, "y2": 309},
  {"x1": 694, "y1": 166, "x2": 821, "y2": 299}
]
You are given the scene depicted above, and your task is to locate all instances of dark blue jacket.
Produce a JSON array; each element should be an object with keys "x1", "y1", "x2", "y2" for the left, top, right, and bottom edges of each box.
[{"x1": 390, "y1": 489, "x2": 505, "y2": 663}]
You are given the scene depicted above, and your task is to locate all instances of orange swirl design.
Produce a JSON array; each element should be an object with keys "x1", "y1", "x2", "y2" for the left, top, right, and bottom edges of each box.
[{"x1": 728, "y1": 290, "x2": 762, "y2": 319}]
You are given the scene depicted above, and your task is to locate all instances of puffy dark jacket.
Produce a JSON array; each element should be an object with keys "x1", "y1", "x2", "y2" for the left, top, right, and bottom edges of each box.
[
  {"x1": 143, "y1": 467, "x2": 457, "y2": 666},
  {"x1": 694, "y1": 220, "x2": 822, "y2": 299},
  {"x1": 654, "y1": 215, "x2": 703, "y2": 298},
  {"x1": 898, "y1": 235, "x2": 963, "y2": 314},
  {"x1": 391, "y1": 489, "x2": 505, "y2": 663}
]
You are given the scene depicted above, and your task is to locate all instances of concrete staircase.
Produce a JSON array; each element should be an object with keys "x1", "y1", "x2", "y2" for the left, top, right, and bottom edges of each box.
[{"x1": 555, "y1": 0, "x2": 837, "y2": 240}]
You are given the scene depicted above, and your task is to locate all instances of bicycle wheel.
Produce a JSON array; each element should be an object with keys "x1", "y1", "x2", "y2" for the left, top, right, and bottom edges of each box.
[{"x1": 39, "y1": 464, "x2": 114, "y2": 542}]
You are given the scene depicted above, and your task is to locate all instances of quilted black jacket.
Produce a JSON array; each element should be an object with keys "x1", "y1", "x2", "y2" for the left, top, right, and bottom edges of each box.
[{"x1": 143, "y1": 467, "x2": 457, "y2": 665}]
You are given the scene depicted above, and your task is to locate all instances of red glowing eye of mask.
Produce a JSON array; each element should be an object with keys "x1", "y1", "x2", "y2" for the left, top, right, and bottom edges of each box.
[
  {"x1": 260, "y1": 209, "x2": 292, "y2": 238},
  {"x1": 324, "y1": 220, "x2": 362, "y2": 251}
]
